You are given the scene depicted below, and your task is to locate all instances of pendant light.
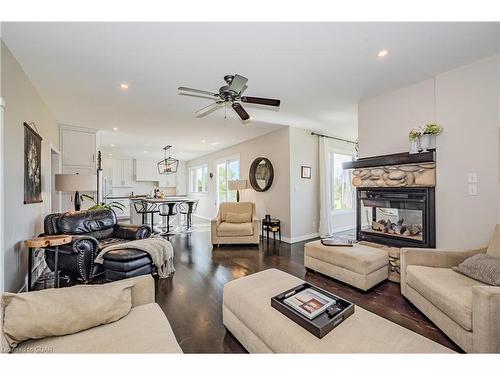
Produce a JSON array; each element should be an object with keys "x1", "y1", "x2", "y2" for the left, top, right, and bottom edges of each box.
[{"x1": 157, "y1": 145, "x2": 179, "y2": 175}]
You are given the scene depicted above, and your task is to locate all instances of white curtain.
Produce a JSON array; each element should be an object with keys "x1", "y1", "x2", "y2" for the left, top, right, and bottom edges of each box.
[{"x1": 319, "y1": 137, "x2": 334, "y2": 237}]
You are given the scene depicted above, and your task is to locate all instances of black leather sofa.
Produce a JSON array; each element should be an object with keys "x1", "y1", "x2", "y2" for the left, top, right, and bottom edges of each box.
[{"x1": 43, "y1": 209, "x2": 151, "y2": 283}]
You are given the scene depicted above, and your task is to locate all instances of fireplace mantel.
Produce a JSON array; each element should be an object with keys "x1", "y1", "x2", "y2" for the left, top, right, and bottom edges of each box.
[{"x1": 343, "y1": 151, "x2": 435, "y2": 170}]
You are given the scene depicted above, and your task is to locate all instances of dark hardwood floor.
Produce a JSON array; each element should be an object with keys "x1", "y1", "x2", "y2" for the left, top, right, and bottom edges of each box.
[{"x1": 155, "y1": 225, "x2": 462, "y2": 353}]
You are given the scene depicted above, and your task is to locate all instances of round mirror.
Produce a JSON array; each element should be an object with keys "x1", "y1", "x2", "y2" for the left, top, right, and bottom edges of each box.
[{"x1": 249, "y1": 157, "x2": 274, "y2": 192}]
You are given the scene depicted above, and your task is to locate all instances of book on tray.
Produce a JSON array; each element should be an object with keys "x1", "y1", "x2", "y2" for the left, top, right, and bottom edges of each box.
[
  {"x1": 283, "y1": 288, "x2": 336, "y2": 320},
  {"x1": 320, "y1": 237, "x2": 353, "y2": 247}
]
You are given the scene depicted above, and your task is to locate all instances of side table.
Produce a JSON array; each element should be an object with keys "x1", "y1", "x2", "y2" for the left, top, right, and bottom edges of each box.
[
  {"x1": 25, "y1": 234, "x2": 72, "y2": 291},
  {"x1": 262, "y1": 218, "x2": 281, "y2": 242}
]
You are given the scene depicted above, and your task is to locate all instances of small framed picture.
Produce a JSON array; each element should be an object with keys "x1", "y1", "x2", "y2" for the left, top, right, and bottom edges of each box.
[{"x1": 301, "y1": 166, "x2": 311, "y2": 179}]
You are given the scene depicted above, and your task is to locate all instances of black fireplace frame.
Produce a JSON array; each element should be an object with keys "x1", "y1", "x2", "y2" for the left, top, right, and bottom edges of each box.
[{"x1": 356, "y1": 187, "x2": 436, "y2": 248}]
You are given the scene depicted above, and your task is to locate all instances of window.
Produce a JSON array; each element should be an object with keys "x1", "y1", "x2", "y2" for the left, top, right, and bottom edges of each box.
[
  {"x1": 217, "y1": 157, "x2": 239, "y2": 203},
  {"x1": 189, "y1": 165, "x2": 208, "y2": 193},
  {"x1": 331, "y1": 153, "x2": 355, "y2": 210}
]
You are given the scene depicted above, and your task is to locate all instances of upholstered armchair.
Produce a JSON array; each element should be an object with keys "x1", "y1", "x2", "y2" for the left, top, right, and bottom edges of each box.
[
  {"x1": 400, "y1": 225, "x2": 500, "y2": 353},
  {"x1": 42, "y1": 209, "x2": 151, "y2": 283},
  {"x1": 211, "y1": 202, "x2": 260, "y2": 245}
]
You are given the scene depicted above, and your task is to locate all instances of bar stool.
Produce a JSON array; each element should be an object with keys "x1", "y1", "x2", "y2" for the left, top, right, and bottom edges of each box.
[
  {"x1": 133, "y1": 200, "x2": 159, "y2": 231},
  {"x1": 158, "y1": 202, "x2": 178, "y2": 235},
  {"x1": 179, "y1": 200, "x2": 198, "y2": 230}
]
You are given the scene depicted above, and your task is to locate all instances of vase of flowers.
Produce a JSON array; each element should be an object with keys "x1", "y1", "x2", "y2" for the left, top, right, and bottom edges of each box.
[
  {"x1": 408, "y1": 128, "x2": 422, "y2": 154},
  {"x1": 420, "y1": 123, "x2": 443, "y2": 151}
]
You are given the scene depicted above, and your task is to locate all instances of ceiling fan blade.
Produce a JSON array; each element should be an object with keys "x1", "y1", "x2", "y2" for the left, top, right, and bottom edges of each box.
[
  {"x1": 232, "y1": 102, "x2": 250, "y2": 121},
  {"x1": 179, "y1": 92, "x2": 218, "y2": 100},
  {"x1": 240, "y1": 96, "x2": 280, "y2": 107},
  {"x1": 178, "y1": 86, "x2": 219, "y2": 97},
  {"x1": 195, "y1": 101, "x2": 224, "y2": 117},
  {"x1": 229, "y1": 74, "x2": 248, "y2": 94}
]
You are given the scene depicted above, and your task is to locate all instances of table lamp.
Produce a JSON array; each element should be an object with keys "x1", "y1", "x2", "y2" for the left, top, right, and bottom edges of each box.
[
  {"x1": 228, "y1": 179, "x2": 248, "y2": 202},
  {"x1": 55, "y1": 173, "x2": 97, "y2": 211}
]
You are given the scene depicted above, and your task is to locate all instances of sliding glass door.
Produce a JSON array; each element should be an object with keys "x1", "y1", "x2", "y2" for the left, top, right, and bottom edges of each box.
[{"x1": 217, "y1": 157, "x2": 240, "y2": 204}]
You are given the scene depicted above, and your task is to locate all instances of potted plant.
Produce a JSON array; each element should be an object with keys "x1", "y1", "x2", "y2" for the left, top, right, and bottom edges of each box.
[
  {"x1": 408, "y1": 128, "x2": 422, "y2": 154},
  {"x1": 81, "y1": 193, "x2": 126, "y2": 212},
  {"x1": 420, "y1": 123, "x2": 443, "y2": 151}
]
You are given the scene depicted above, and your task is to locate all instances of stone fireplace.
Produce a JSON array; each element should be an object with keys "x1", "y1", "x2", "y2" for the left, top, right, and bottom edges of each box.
[{"x1": 344, "y1": 151, "x2": 436, "y2": 248}]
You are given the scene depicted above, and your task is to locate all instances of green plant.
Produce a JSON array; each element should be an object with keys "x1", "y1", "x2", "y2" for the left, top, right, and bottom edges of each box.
[
  {"x1": 81, "y1": 194, "x2": 126, "y2": 212},
  {"x1": 423, "y1": 123, "x2": 443, "y2": 135},
  {"x1": 408, "y1": 128, "x2": 422, "y2": 141}
]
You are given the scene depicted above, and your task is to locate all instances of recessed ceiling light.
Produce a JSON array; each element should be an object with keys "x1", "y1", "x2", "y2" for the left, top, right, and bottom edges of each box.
[
  {"x1": 120, "y1": 83, "x2": 129, "y2": 89},
  {"x1": 143, "y1": 150, "x2": 148, "y2": 153},
  {"x1": 110, "y1": 144, "x2": 115, "y2": 147},
  {"x1": 210, "y1": 142, "x2": 219, "y2": 146},
  {"x1": 377, "y1": 49, "x2": 390, "y2": 58},
  {"x1": 201, "y1": 139, "x2": 206, "y2": 143},
  {"x1": 112, "y1": 127, "x2": 119, "y2": 131},
  {"x1": 108, "y1": 153, "x2": 113, "y2": 156}
]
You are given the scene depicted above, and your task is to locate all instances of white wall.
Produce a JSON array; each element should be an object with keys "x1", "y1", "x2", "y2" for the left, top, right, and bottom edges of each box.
[
  {"x1": 358, "y1": 54, "x2": 500, "y2": 250},
  {"x1": 187, "y1": 127, "x2": 292, "y2": 240},
  {"x1": 289, "y1": 127, "x2": 320, "y2": 241},
  {"x1": 1, "y1": 42, "x2": 59, "y2": 292}
]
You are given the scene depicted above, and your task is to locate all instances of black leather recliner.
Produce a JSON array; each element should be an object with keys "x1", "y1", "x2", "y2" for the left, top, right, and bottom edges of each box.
[{"x1": 43, "y1": 209, "x2": 151, "y2": 282}]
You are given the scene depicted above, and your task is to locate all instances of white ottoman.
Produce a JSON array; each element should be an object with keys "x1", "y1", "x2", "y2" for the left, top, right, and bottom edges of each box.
[
  {"x1": 222, "y1": 269, "x2": 453, "y2": 353},
  {"x1": 304, "y1": 240, "x2": 388, "y2": 290}
]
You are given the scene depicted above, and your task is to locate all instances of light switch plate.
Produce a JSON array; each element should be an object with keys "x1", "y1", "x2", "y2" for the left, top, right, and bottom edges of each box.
[
  {"x1": 468, "y1": 183, "x2": 478, "y2": 196},
  {"x1": 467, "y1": 172, "x2": 478, "y2": 183}
]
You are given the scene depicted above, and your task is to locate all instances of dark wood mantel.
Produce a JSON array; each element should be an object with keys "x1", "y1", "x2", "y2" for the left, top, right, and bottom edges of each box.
[{"x1": 343, "y1": 151, "x2": 435, "y2": 169}]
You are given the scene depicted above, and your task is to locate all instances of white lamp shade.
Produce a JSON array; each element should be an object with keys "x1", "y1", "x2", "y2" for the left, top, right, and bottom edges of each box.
[
  {"x1": 228, "y1": 179, "x2": 248, "y2": 190},
  {"x1": 55, "y1": 174, "x2": 97, "y2": 192}
]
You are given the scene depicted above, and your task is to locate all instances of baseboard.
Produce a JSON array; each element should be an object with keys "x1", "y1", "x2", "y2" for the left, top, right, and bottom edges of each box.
[
  {"x1": 193, "y1": 214, "x2": 213, "y2": 221},
  {"x1": 281, "y1": 232, "x2": 320, "y2": 244}
]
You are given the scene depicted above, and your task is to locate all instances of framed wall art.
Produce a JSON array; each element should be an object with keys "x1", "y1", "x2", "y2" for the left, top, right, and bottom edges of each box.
[{"x1": 24, "y1": 122, "x2": 43, "y2": 204}]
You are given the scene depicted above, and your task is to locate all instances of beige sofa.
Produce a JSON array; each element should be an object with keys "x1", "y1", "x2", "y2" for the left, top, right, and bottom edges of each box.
[
  {"x1": 1, "y1": 275, "x2": 182, "y2": 353},
  {"x1": 401, "y1": 225, "x2": 500, "y2": 353},
  {"x1": 211, "y1": 202, "x2": 260, "y2": 245}
]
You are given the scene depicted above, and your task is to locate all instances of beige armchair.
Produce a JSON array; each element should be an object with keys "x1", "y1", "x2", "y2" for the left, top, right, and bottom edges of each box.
[
  {"x1": 400, "y1": 225, "x2": 500, "y2": 353},
  {"x1": 211, "y1": 202, "x2": 260, "y2": 245}
]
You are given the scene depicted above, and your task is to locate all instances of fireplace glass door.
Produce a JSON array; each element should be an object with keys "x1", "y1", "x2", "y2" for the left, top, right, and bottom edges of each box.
[{"x1": 357, "y1": 188, "x2": 435, "y2": 248}]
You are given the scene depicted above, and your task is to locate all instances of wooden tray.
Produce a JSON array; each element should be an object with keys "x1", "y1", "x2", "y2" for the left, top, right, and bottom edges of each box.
[
  {"x1": 25, "y1": 235, "x2": 72, "y2": 248},
  {"x1": 271, "y1": 282, "x2": 355, "y2": 338}
]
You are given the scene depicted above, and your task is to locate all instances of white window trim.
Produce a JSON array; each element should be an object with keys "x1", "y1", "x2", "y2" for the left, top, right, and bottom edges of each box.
[{"x1": 188, "y1": 163, "x2": 209, "y2": 194}]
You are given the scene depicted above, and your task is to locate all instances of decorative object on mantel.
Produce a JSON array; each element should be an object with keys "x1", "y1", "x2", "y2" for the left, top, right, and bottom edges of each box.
[
  {"x1": 301, "y1": 166, "x2": 311, "y2": 179},
  {"x1": 408, "y1": 123, "x2": 443, "y2": 153},
  {"x1": 24, "y1": 122, "x2": 43, "y2": 204},
  {"x1": 157, "y1": 145, "x2": 179, "y2": 175},
  {"x1": 420, "y1": 123, "x2": 443, "y2": 151},
  {"x1": 249, "y1": 157, "x2": 274, "y2": 192}
]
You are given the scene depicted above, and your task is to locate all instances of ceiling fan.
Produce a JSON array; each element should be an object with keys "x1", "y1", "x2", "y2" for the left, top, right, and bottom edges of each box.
[{"x1": 178, "y1": 74, "x2": 280, "y2": 121}]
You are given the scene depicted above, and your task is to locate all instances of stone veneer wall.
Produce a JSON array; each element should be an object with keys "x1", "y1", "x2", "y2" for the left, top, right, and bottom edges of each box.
[{"x1": 351, "y1": 162, "x2": 436, "y2": 188}]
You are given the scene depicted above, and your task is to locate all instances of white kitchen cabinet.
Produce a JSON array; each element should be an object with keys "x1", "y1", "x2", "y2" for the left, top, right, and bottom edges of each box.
[
  {"x1": 135, "y1": 159, "x2": 159, "y2": 181},
  {"x1": 60, "y1": 125, "x2": 97, "y2": 168},
  {"x1": 112, "y1": 159, "x2": 134, "y2": 187}
]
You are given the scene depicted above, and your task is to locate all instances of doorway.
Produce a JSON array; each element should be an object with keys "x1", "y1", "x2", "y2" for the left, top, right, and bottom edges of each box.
[{"x1": 50, "y1": 146, "x2": 62, "y2": 213}]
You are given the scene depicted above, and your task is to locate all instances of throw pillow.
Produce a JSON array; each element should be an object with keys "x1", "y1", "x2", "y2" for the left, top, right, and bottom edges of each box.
[
  {"x1": 452, "y1": 254, "x2": 500, "y2": 286},
  {"x1": 2, "y1": 281, "x2": 133, "y2": 349},
  {"x1": 225, "y1": 212, "x2": 251, "y2": 223}
]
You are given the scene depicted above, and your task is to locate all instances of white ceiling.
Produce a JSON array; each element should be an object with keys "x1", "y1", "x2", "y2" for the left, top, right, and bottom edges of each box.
[{"x1": 3, "y1": 22, "x2": 499, "y2": 160}]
